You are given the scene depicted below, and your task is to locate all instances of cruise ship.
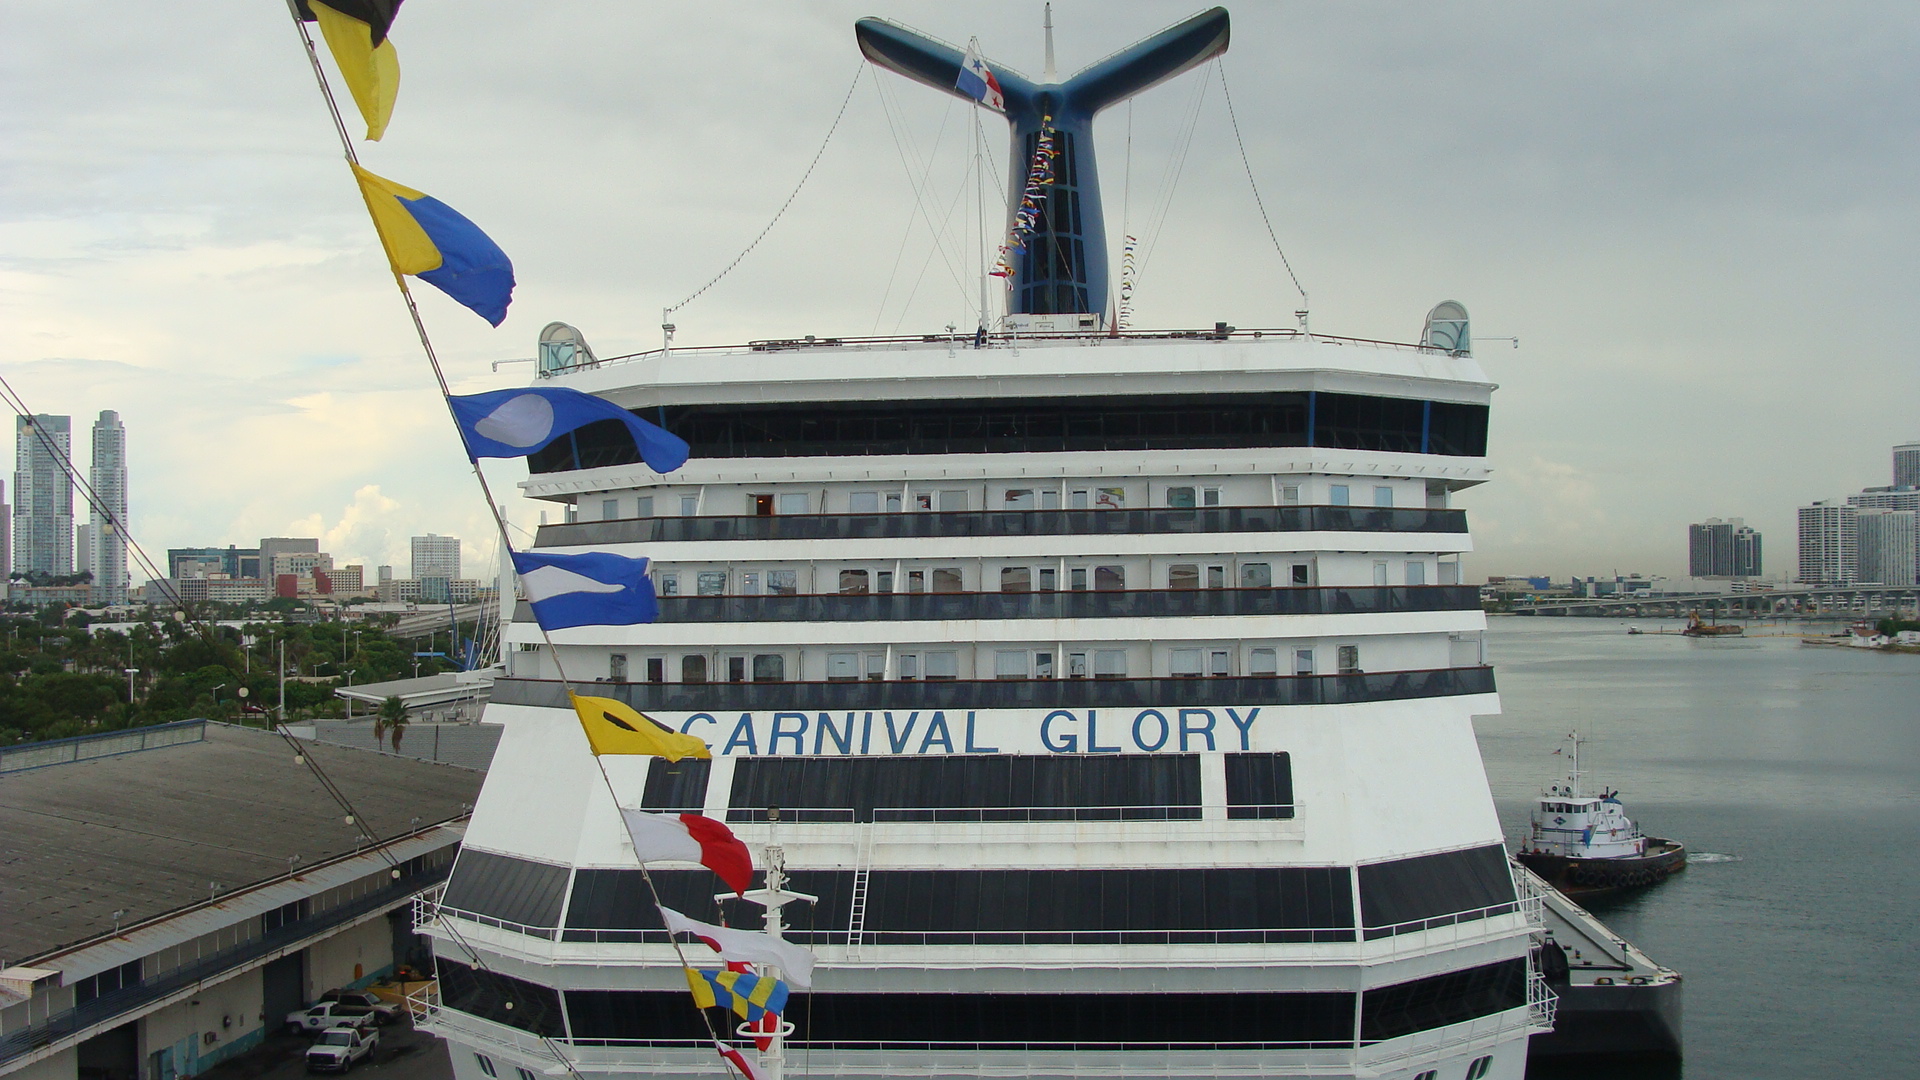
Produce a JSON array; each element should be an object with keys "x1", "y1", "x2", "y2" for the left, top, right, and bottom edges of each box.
[{"x1": 411, "y1": 8, "x2": 1554, "y2": 1080}]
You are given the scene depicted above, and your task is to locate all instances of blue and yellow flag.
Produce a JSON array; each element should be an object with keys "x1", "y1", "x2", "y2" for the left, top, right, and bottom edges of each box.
[
  {"x1": 685, "y1": 968, "x2": 789, "y2": 1022},
  {"x1": 352, "y1": 164, "x2": 516, "y2": 326}
]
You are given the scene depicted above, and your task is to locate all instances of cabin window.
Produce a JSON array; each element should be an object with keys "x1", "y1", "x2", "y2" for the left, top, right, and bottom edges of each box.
[
  {"x1": 1068, "y1": 652, "x2": 1088, "y2": 678},
  {"x1": 877, "y1": 570, "x2": 894, "y2": 592},
  {"x1": 752, "y1": 494, "x2": 774, "y2": 516},
  {"x1": 1001, "y1": 567, "x2": 1032, "y2": 592},
  {"x1": 658, "y1": 574, "x2": 679, "y2": 595},
  {"x1": 1004, "y1": 489, "x2": 1036, "y2": 510},
  {"x1": 1281, "y1": 484, "x2": 1301, "y2": 504},
  {"x1": 1094, "y1": 649, "x2": 1128, "y2": 679},
  {"x1": 886, "y1": 493, "x2": 903, "y2": 512},
  {"x1": 697, "y1": 571, "x2": 726, "y2": 596},
  {"x1": 1466, "y1": 1057, "x2": 1493, "y2": 1080},
  {"x1": 1094, "y1": 565, "x2": 1125, "y2": 591},
  {"x1": 897, "y1": 654, "x2": 919, "y2": 680},
  {"x1": 1250, "y1": 648, "x2": 1278, "y2": 675},
  {"x1": 636, "y1": 495, "x2": 654, "y2": 516},
  {"x1": 1171, "y1": 649, "x2": 1203, "y2": 678},
  {"x1": 1295, "y1": 649, "x2": 1315, "y2": 675},
  {"x1": 1167, "y1": 486, "x2": 1197, "y2": 508},
  {"x1": 645, "y1": 657, "x2": 665, "y2": 684},
  {"x1": 1290, "y1": 562, "x2": 1311, "y2": 586},
  {"x1": 931, "y1": 568, "x2": 963, "y2": 593},
  {"x1": 778, "y1": 492, "x2": 809, "y2": 515},
  {"x1": 768, "y1": 570, "x2": 797, "y2": 596},
  {"x1": 1225, "y1": 752, "x2": 1294, "y2": 819},
  {"x1": 938, "y1": 490, "x2": 968, "y2": 511},
  {"x1": 1406, "y1": 561, "x2": 1426, "y2": 586},
  {"x1": 1241, "y1": 563, "x2": 1272, "y2": 588},
  {"x1": 1070, "y1": 567, "x2": 1088, "y2": 591},
  {"x1": 850, "y1": 491, "x2": 881, "y2": 513},
  {"x1": 995, "y1": 651, "x2": 1029, "y2": 680},
  {"x1": 1038, "y1": 567, "x2": 1058, "y2": 591},
  {"x1": 681, "y1": 655, "x2": 707, "y2": 683},
  {"x1": 1329, "y1": 484, "x2": 1350, "y2": 505},
  {"x1": 1374, "y1": 485, "x2": 1393, "y2": 507},
  {"x1": 914, "y1": 492, "x2": 934, "y2": 511},
  {"x1": 1095, "y1": 486, "x2": 1126, "y2": 509},
  {"x1": 906, "y1": 570, "x2": 925, "y2": 593},
  {"x1": 1070, "y1": 489, "x2": 1090, "y2": 509},
  {"x1": 608, "y1": 654, "x2": 628, "y2": 682},
  {"x1": 1041, "y1": 489, "x2": 1061, "y2": 509},
  {"x1": 1373, "y1": 560, "x2": 1389, "y2": 586},
  {"x1": 925, "y1": 651, "x2": 959, "y2": 681},
  {"x1": 1207, "y1": 565, "x2": 1226, "y2": 589},
  {"x1": 602, "y1": 498, "x2": 620, "y2": 520},
  {"x1": 727, "y1": 656, "x2": 747, "y2": 683},
  {"x1": 1211, "y1": 649, "x2": 1230, "y2": 676},
  {"x1": 827, "y1": 653, "x2": 859, "y2": 682},
  {"x1": 1170, "y1": 564, "x2": 1200, "y2": 590},
  {"x1": 1337, "y1": 645, "x2": 1361, "y2": 674},
  {"x1": 1035, "y1": 651, "x2": 1055, "y2": 679},
  {"x1": 1203, "y1": 486, "x2": 1222, "y2": 506},
  {"x1": 840, "y1": 569, "x2": 870, "y2": 595},
  {"x1": 475, "y1": 1056, "x2": 498, "y2": 1078},
  {"x1": 752, "y1": 654, "x2": 785, "y2": 682}
]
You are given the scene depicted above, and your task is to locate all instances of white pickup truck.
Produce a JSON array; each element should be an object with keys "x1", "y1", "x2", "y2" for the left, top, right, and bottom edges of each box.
[
  {"x1": 305, "y1": 1026, "x2": 379, "y2": 1072},
  {"x1": 285, "y1": 1001, "x2": 383, "y2": 1035}
]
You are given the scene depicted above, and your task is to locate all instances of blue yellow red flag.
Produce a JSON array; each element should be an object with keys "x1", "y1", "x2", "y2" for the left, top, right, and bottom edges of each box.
[
  {"x1": 684, "y1": 969, "x2": 789, "y2": 1022},
  {"x1": 351, "y1": 164, "x2": 515, "y2": 325}
]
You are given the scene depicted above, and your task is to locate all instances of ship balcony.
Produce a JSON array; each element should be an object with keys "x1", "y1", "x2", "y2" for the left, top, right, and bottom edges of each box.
[
  {"x1": 533, "y1": 505, "x2": 1468, "y2": 548},
  {"x1": 516, "y1": 585, "x2": 1483, "y2": 626},
  {"x1": 490, "y1": 665, "x2": 1496, "y2": 713}
]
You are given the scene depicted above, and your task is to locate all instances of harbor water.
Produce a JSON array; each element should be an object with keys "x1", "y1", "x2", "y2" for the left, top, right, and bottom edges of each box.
[{"x1": 1479, "y1": 617, "x2": 1920, "y2": 1077}]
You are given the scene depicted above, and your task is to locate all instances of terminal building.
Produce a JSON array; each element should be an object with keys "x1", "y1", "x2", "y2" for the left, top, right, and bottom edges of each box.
[{"x1": 0, "y1": 721, "x2": 482, "y2": 1080}]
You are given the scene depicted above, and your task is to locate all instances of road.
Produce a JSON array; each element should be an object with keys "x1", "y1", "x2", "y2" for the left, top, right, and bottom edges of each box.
[{"x1": 196, "y1": 1023, "x2": 453, "y2": 1080}]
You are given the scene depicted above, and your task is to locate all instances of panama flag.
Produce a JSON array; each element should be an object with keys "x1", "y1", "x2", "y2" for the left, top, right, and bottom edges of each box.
[
  {"x1": 448, "y1": 387, "x2": 689, "y2": 472},
  {"x1": 621, "y1": 809, "x2": 754, "y2": 896},
  {"x1": 955, "y1": 40, "x2": 1005, "y2": 111},
  {"x1": 661, "y1": 906, "x2": 816, "y2": 989},
  {"x1": 510, "y1": 550, "x2": 658, "y2": 630}
]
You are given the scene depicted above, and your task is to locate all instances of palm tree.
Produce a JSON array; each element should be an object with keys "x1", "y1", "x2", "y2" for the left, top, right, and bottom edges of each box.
[{"x1": 374, "y1": 695, "x2": 409, "y2": 753}]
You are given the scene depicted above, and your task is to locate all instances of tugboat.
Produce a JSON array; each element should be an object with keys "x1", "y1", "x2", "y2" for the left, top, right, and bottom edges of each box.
[
  {"x1": 1515, "y1": 733, "x2": 1686, "y2": 896},
  {"x1": 1681, "y1": 610, "x2": 1742, "y2": 637}
]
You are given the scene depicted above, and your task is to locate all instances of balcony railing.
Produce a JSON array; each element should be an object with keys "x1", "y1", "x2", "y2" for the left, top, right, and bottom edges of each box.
[
  {"x1": 0, "y1": 866, "x2": 450, "y2": 1068},
  {"x1": 534, "y1": 505, "x2": 1468, "y2": 548},
  {"x1": 492, "y1": 666, "x2": 1496, "y2": 713},
  {"x1": 517, "y1": 585, "x2": 1482, "y2": 626}
]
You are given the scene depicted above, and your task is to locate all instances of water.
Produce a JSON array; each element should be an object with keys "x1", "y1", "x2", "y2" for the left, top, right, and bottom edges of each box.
[{"x1": 1479, "y1": 618, "x2": 1920, "y2": 1077}]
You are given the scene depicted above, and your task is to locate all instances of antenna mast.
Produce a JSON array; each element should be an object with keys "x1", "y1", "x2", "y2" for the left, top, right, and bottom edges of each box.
[{"x1": 1043, "y1": 3, "x2": 1057, "y2": 80}]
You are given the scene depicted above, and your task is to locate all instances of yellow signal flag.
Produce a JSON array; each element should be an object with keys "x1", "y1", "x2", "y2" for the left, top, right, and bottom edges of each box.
[
  {"x1": 569, "y1": 692, "x2": 712, "y2": 761},
  {"x1": 310, "y1": 1, "x2": 400, "y2": 141}
]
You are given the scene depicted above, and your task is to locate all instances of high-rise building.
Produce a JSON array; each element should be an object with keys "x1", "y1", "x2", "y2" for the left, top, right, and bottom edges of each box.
[
  {"x1": 1847, "y1": 488, "x2": 1920, "y2": 512},
  {"x1": 75, "y1": 523, "x2": 94, "y2": 583},
  {"x1": 259, "y1": 537, "x2": 319, "y2": 577},
  {"x1": 89, "y1": 410, "x2": 129, "y2": 604},
  {"x1": 0, "y1": 480, "x2": 10, "y2": 600},
  {"x1": 1797, "y1": 501, "x2": 1858, "y2": 584},
  {"x1": 12, "y1": 414, "x2": 73, "y2": 576},
  {"x1": 378, "y1": 565, "x2": 394, "y2": 584},
  {"x1": 1894, "y1": 441, "x2": 1920, "y2": 490},
  {"x1": 411, "y1": 534, "x2": 461, "y2": 581},
  {"x1": 1688, "y1": 518, "x2": 1760, "y2": 578},
  {"x1": 1855, "y1": 508, "x2": 1918, "y2": 586}
]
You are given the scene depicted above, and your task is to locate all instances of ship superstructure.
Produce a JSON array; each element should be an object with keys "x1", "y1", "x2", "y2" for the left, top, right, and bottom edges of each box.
[{"x1": 411, "y1": 9, "x2": 1553, "y2": 1080}]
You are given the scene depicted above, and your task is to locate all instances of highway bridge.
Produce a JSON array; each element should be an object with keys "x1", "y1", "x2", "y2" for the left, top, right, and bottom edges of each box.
[{"x1": 1507, "y1": 584, "x2": 1920, "y2": 618}]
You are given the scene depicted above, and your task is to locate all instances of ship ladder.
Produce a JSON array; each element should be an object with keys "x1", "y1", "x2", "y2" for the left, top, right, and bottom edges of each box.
[{"x1": 846, "y1": 819, "x2": 876, "y2": 959}]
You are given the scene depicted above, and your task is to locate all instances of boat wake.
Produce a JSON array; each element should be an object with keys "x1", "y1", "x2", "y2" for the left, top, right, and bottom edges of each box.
[{"x1": 1690, "y1": 852, "x2": 1742, "y2": 863}]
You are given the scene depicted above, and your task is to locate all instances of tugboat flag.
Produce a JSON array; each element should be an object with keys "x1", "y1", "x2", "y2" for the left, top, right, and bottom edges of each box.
[
  {"x1": 685, "y1": 968, "x2": 790, "y2": 1023},
  {"x1": 446, "y1": 387, "x2": 690, "y2": 472},
  {"x1": 955, "y1": 40, "x2": 1005, "y2": 111},
  {"x1": 510, "y1": 550, "x2": 658, "y2": 630},
  {"x1": 301, "y1": 0, "x2": 403, "y2": 140},
  {"x1": 351, "y1": 164, "x2": 516, "y2": 326},
  {"x1": 620, "y1": 810, "x2": 753, "y2": 895},
  {"x1": 661, "y1": 906, "x2": 816, "y2": 988},
  {"x1": 713, "y1": 1041, "x2": 760, "y2": 1080},
  {"x1": 570, "y1": 693, "x2": 712, "y2": 761}
]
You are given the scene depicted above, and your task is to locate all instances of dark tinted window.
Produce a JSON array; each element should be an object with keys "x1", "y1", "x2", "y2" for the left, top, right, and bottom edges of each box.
[
  {"x1": 1426, "y1": 400, "x2": 1491, "y2": 457},
  {"x1": 440, "y1": 849, "x2": 569, "y2": 932},
  {"x1": 1224, "y1": 752, "x2": 1295, "y2": 819},
  {"x1": 1358, "y1": 844, "x2": 1516, "y2": 936},
  {"x1": 1361, "y1": 958, "x2": 1527, "y2": 1042},
  {"x1": 640, "y1": 757, "x2": 710, "y2": 814},
  {"x1": 434, "y1": 958, "x2": 564, "y2": 1038},
  {"x1": 563, "y1": 868, "x2": 743, "y2": 939},
  {"x1": 565, "y1": 989, "x2": 1354, "y2": 1048},
  {"x1": 1313, "y1": 392, "x2": 1426, "y2": 453},
  {"x1": 727, "y1": 754, "x2": 1202, "y2": 822}
]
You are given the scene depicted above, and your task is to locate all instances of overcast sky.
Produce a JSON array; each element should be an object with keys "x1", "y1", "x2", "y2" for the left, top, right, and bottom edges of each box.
[{"x1": 5, "y1": 2, "x2": 1918, "y2": 582}]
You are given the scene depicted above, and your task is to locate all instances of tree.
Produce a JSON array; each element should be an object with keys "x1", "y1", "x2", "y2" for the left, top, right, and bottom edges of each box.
[{"x1": 375, "y1": 695, "x2": 409, "y2": 752}]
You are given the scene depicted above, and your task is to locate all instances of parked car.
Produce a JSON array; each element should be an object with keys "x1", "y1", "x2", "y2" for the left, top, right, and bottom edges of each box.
[
  {"x1": 317, "y1": 990, "x2": 401, "y2": 1023},
  {"x1": 306, "y1": 1026, "x2": 379, "y2": 1072},
  {"x1": 285, "y1": 1002, "x2": 381, "y2": 1036}
]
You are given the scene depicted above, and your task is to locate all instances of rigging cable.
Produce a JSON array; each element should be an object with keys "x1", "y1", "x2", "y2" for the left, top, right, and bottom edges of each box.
[
  {"x1": 870, "y1": 96, "x2": 958, "y2": 333},
  {"x1": 1219, "y1": 60, "x2": 1308, "y2": 306},
  {"x1": 666, "y1": 63, "x2": 865, "y2": 318},
  {"x1": 872, "y1": 73, "x2": 977, "y2": 324},
  {"x1": 1134, "y1": 61, "x2": 1214, "y2": 287}
]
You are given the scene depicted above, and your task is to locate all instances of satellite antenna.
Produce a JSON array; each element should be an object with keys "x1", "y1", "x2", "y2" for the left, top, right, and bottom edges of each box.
[
  {"x1": 857, "y1": 8, "x2": 1230, "y2": 318},
  {"x1": 536, "y1": 322, "x2": 599, "y2": 378},
  {"x1": 1420, "y1": 301, "x2": 1471, "y2": 355}
]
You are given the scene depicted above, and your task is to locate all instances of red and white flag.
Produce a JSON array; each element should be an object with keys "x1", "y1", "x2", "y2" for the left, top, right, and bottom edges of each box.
[
  {"x1": 661, "y1": 905, "x2": 816, "y2": 989},
  {"x1": 619, "y1": 809, "x2": 753, "y2": 896},
  {"x1": 713, "y1": 1040, "x2": 760, "y2": 1080}
]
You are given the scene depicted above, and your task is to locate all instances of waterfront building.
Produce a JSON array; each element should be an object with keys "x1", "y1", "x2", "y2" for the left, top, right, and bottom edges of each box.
[
  {"x1": 1894, "y1": 441, "x2": 1920, "y2": 490},
  {"x1": 1854, "y1": 508, "x2": 1917, "y2": 586},
  {"x1": 0, "y1": 722, "x2": 478, "y2": 1080},
  {"x1": 1688, "y1": 518, "x2": 1760, "y2": 578},
  {"x1": 12, "y1": 415, "x2": 73, "y2": 577},
  {"x1": 88, "y1": 410, "x2": 129, "y2": 605},
  {"x1": 1797, "y1": 501, "x2": 1858, "y2": 584},
  {"x1": 410, "y1": 534, "x2": 461, "y2": 582}
]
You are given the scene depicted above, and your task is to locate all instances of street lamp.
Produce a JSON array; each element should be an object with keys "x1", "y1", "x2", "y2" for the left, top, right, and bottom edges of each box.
[{"x1": 124, "y1": 668, "x2": 139, "y2": 707}]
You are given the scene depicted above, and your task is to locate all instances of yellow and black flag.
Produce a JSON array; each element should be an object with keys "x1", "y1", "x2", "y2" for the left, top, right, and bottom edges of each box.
[
  {"x1": 569, "y1": 692, "x2": 712, "y2": 761},
  {"x1": 297, "y1": 0, "x2": 403, "y2": 141}
]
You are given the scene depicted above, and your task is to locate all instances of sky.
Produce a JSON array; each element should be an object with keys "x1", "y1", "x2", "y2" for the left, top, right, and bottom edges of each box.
[{"x1": 5, "y1": 1, "x2": 1920, "y2": 583}]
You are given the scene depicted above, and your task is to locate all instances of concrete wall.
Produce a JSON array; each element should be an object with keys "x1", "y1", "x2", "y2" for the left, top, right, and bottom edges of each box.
[
  {"x1": 138, "y1": 968, "x2": 262, "y2": 1078},
  {"x1": 6, "y1": 1047, "x2": 76, "y2": 1080},
  {"x1": 305, "y1": 917, "x2": 393, "y2": 999}
]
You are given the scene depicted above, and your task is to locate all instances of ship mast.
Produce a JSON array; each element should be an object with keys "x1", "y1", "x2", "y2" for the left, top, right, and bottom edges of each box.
[{"x1": 733, "y1": 809, "x2": 815, "y2": 1080}]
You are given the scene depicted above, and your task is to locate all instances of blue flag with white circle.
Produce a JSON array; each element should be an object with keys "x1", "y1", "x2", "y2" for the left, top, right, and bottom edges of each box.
[
  {"x1": 510, "y1": 550, "x2": 659, "y2": 629},
  {"x1": 447, "y1": 387, "x2": 689, "y2": 472}
]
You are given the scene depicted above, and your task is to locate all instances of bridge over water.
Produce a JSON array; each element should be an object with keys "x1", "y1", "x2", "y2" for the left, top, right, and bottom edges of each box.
[{"x1": 1508, "y1": 585, "x2": 1920, "y2": 618}]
